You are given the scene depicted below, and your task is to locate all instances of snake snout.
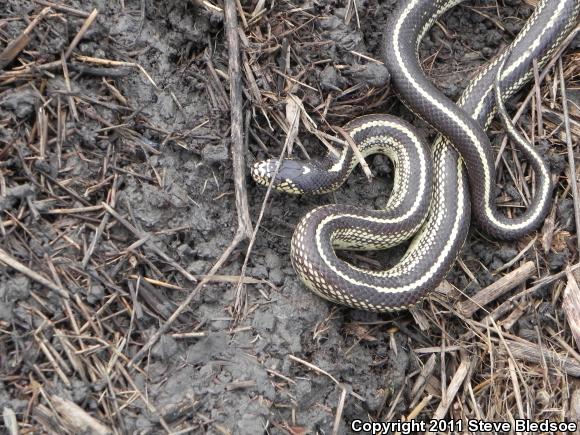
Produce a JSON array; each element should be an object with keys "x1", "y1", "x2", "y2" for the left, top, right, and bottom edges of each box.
[{"x1": 251, "y1": 159, "x2": 277, "y2": 185}]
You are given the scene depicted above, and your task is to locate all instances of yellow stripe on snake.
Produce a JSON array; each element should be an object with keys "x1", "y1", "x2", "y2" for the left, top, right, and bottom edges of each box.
[{"x1": 251, "y1": 0, "x2": 580, "y2": 312}]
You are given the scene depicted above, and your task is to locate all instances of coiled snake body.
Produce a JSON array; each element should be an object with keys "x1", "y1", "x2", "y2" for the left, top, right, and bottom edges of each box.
[{"x1": 252, "y1": 0, "x2": 580, "y2": 311}]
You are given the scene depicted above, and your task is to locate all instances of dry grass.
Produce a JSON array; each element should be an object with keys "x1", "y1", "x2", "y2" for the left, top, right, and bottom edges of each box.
[
  {"x1": 229, "y1": 1, "x2": 580, "y2": 431},
  {"x1": 1, "y1": 1, "x2": 580, "y2": 433}
]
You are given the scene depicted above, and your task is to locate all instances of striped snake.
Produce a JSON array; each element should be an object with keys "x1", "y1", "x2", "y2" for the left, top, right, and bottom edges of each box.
[{"x1": 251, "y1": 0, "x2": 580, "y2": 311}]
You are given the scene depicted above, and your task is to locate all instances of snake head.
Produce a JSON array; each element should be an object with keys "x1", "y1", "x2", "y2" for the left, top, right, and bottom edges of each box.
[{"x1": 251, "y1": 158, "x2": 323, "y2": 195}]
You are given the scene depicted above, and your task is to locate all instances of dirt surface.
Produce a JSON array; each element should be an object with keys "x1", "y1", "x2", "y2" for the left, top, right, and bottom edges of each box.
[{"x1": 1, "y1": 0, "x2": 580, "y2": 433}]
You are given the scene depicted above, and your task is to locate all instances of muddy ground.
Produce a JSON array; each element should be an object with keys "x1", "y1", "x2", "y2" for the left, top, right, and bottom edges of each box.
[{"x1": 1, "y1": 0, "x2": 579, "y2": 433}]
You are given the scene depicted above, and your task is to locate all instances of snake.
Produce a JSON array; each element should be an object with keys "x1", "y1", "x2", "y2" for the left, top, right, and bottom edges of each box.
[{"x1": 251, "y1": 0, "x2": 580, "y2": 312}]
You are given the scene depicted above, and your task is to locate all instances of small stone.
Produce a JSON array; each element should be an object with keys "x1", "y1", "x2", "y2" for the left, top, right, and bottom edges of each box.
[
  {"x1": 557, "y1": 198, "x2": 575, "y2": 232},
  {"x1": 269, "y1": 268, "x2": 285, "y2": 286},
  {"x1": 202, "y1": 143, "x2": 229, "y2": 165},
  {"x1": 250, "y1": 264, "x2": 268, "y2": 280},
  {"x1": 547, "y1": 251, "x2": 567, "y2": 271},
  {"x1": 320, "y1": 65, "x2": 341, "y2": 91},
  {"x1": 0, "y1": 89, "x2": 39, "y2": 119},
  {"x1": 346, "y1": 63, "x2": 390, "y2": 88},
  {"x1": 495, "y1": 247, "x2": 517, "y2": 262}
]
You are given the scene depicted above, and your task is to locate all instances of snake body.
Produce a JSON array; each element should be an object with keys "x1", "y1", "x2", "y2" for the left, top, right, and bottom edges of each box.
[{"x1": 252, "y1": 0, "x2": 580, "y2": 311}]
